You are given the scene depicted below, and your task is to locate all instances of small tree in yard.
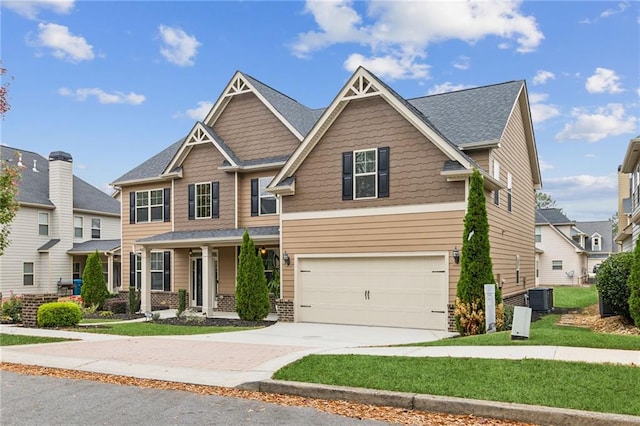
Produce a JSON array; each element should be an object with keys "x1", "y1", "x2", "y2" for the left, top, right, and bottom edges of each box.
[
  {"x1": 596, "y1": 252, "x2": 633, "y2": 320},
  {"x1": 235, "y1": 229, "x2": 270, "y2": 321},
  {"x1": 627, "y1": 238, "x2": 640, "y2": 327},
  {"x1": 81, "y1": 250, "x2": 109, "y2": 309},
  {"x1": 455, "y1": 169, "x2": 503, "y2": 335}
]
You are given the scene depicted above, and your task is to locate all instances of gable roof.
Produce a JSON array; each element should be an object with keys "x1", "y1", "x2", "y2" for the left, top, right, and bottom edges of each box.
[
  {"x1": 536, "y1": 208, "x2": 574, "y2": 225},
  {"x1": 2, "y1": 145, "x2": 120, "y2": 215},
  {"x1": 575, "y1": 220, "x2": 616, "y2": 253}
]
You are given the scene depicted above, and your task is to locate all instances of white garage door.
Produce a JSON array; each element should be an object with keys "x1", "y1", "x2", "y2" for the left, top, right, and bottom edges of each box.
[{"x1": 297, "y1": 255, "x2": 448, "y2": 330}]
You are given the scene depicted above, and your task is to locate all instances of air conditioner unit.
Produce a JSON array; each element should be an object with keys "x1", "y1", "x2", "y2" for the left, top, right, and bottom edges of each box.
[{"x1": 528, "y1": 287, "x2": 554, "y2": 312}]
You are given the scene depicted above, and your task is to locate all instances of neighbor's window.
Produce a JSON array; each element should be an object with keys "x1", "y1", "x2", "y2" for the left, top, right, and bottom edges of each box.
[
  {"x1": 535, "y1": 226, "x2": 542, "y2": 243},
  {"x1": 74, "y1": 216, "x2": 83, "y2": 238},
  {"x1": 91, "y1": 218, "x2": 101, "y2": 239},
  {"x1": 136, "y1": 189, "x2": 164, "y2": 222},
  {"x1": 151, "y1": 252, "x2": 164, "y2": 291},
  {"x1": 196, "y1": 183, "x2": 212, "y2": 219},
  {"x1": 354, "y1": 149, "x2": 377, "y2": 199},
  {"x1": 552, "y1": 260, "x2": 563, "y2": 270},
  {"x1": 23, "y1": 262, "x2": 34, "y2": 286},
  {"x1": 259, "y1": 177, "x2": 277, "y2": 215},
  {"x1": 592, "y1": 235, "x2": 601, "y2": 251},
  {"x1": 73, "y1": 262, "x2": 81, "y2": 280},
  {"x1": 102, "y1": 262, "x2": 109, "y2": 283},
  {"x1": 38, "y1": 212, "x2": 49, "y2": 236},
  {"x1": 135, "y1": 254, "x2": 142, "y2": 290}
]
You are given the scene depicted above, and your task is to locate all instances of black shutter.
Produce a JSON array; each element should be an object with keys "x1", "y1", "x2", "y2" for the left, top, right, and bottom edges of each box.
[
  {"x1": 378, "y1": 147, "x2": 389, "y2": 198},
  {"x1": 163, "y1": 188, "x2": 171, "y2": 222},
  {"x1": 211, "y1": 181, "x2": 219, "y2": 219},
  {"x1": 188, "y1": 184, "x2": 195, "y2": 220},
  {"x1": 163, "y1": 251, "x2": 171, "y2": 292},
  {"x1": 251, "y1": 178, "x2": 259, "y2": 216},
  {"x1": 342, "y1": 152, "x2": 353, "y2": 200},
  {"x1": 129, "y1": 192, "x2": 136, "y2": 224},
  {"x1": 129, "y1": 252, "x2": 136, "y2": 288}
]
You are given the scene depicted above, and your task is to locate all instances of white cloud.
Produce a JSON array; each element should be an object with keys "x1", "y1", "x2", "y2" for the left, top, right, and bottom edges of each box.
[
  {"x1": 452, "y1": 55, "x2": 470, "y2": 70},
  {"x1": 158, "y1": 25, "x2": 201, "y2": 66},
  {"x1": 58, "y1": 87, "x2": 145, "y2": 105},
  {"x1": 543, "y1": 175, "x2": 617, "y2": 199},
  {"x1": 292, "y1": 0, "x2": 543, "y2": 79},
  {"x1": 344, "y1": 53, "x2": 429, "y2": 80},
  {"x1": 601, "y1": 2, "x2": 629, "y2": 18},
  {"x1": 532, "y1": 70, "x2": 555, "y2": 85},
  {"x1": 426, "y1": 82, "x2": 474, "y2": 96},
  {"x1": 586, "y1": 68, "x2": 624, "y2": 94},
  {"x1": 31, "y1": 22, "x2": 94, "y2": 62},
  {"x1": 173, "y1": 101, "x2": 214, "y2": 121},
  {"x1": 528, "y1": 92, "x2": 560, "y2": 124},
  {"x1": 585, "y1": 153, "x2": 596, "y2": 158},
  {"x1": 556, "y1": 103, "x2": 637, "y2": 142},
  {"x1": 538, "y1": 159, "x2": 554, "y2": 171},
  {"x1": 2, "y1": 0, "x2": 74, "y2": 20}
]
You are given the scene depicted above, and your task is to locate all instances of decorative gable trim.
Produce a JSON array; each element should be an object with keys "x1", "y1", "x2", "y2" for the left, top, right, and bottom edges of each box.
[{"x1": 269, "y1": 67, "x2": 475, "y2": 194}]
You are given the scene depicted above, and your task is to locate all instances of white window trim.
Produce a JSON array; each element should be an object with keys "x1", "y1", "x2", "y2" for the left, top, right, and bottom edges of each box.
[
  {"x1": 74, "y1": 216, "x2": 83, "y2": 238},
  {"x1": 353, "y1": 148, "x2": 378, "y2": 200},
  {"x1": 150, "y1": 251, "x2": 165, "y2": 291},
  {"x1": 38, "y1": 212, "x2": 49, "y2": 236},
  {"x1": 91, "y1": 218, "x2": 101, "y2": 239},
  {"x1": 507, "y1": 173, "x2": 513, "y2": 212},
  {"x1": 195, "y1": 182, "x2": 212, "y2": 219},
  {"x1": 552, "y1": 260, "x2": 563, "y2": 270},
  {"x1": 591, "y1": 233, "x2": 602, "y2": 251},
  {"x1": 258, "y1": 176, "x2": 278, "y2": 216},
  {"x1": 23, "y1": 262, "x2": 34, "y2": 286},
  {"x1": 136, "y1": 189, "x2": 165, "y2": 223}
]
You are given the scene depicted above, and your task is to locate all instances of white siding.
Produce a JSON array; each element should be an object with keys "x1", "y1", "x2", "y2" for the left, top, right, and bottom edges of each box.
[{"x1": 536, "y1": 225, "x2": 587, "y2": 286}]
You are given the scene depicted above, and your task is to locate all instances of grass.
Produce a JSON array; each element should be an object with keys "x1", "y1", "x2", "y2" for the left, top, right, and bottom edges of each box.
[
  {"x1": 80, "y1": 318, "x2": 125, "y2": 324},
  {"x1": 274, "y1": 355, "x2": 640, "y2": 416},
  {"x1": 75, "y1": 322, "x2": 259, "y2": 336},
  {"x1": 0, "y1": 334, "x2": 71, "y2": 346},
  {"x1": 552, "y1": 284, "x2": 598, "y2": 308}
]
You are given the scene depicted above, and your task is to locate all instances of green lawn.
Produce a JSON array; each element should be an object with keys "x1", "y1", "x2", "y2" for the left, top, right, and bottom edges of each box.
[
  {"x1": 552, "y1": 285, "x2": 598, "y2": 308},
  {"x1": 76, "y1": 322, "x2": 259, "y2": 336},
  {"x1": 80, "y1": 318, "x2": 126, "y2": 324},
  {"x1": 0, "y1": 334, "x2": 71, "y2": 346},
  {"x1": 274, "y1": 355, "x2": 640, "y2": 416}
]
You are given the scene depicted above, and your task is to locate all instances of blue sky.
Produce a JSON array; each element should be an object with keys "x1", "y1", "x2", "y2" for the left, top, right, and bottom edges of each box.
[{"x1": 1, "y1": 0, "x2": 638, "y2": 222}]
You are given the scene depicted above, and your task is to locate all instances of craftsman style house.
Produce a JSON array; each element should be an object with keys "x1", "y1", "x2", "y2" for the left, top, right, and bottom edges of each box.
[
  {"x1": 0, "y1": 147, "x2": 121, "y2": 296},
  {"x1": 112, "y1": 67, "x2": 541, "y2": 331},
  {"x1": 617, "y1": 135, "x2": 640, "y2": 251}
]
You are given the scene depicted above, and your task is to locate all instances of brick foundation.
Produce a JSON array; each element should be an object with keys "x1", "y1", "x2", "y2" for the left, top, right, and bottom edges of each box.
[
  {"x1": 214, "y1": 293, "x2": 277, "y2": 314},
  {"x1": 503, "y1": 291, "x2": 527, "y2": 307},
  {"x1": 22, "y1": 294, "x2": 59, "y2": 328},
  {"x1": 276, "y1": 299, "x2": 294, "y2": 322},
  {"x1": 118, "y1": 291, "x2": 186, "y2": 311},
  {"x1": 447, "y1": 304, "x2": 456, "y2": 332}
]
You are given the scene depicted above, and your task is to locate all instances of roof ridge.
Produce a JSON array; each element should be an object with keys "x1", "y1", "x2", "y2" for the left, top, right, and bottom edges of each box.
[
  {"x1": 407, "y1": 80, "x2": 523, "y2": 101},
  {"x1": 241, "y1": 71, "x2": 314, "y2": 110}
]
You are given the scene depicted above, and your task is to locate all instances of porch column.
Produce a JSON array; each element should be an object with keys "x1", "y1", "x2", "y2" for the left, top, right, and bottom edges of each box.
[
  {"x1": 106, "y1": 253, "x2": 114, "y2": 293},
  {"x1": 201, "y1": 245, "x2": 215, "y2": 317},
  {"x1": 140, "y1": 246, "x2": 152, "y2": 312}
]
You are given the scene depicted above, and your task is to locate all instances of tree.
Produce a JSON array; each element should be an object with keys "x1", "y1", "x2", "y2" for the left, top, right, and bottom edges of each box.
[
  {"x1": 609, "y1": 213, "x2": 618, "y2": 236},
  {"x1": 81, "y1": 250, "x2": 109, "y2": 309},
  {"x1": 455, "y1": 169, "x2": 502, "y2": 335},
  {"x1": 627, "y1": 238, "x2": 640, "y2": 327},
  {"x1": 235, "y1": 229, "x2": 270, "y2": 321},
  {"x1": 0, "y1": 64, "x2": 19, "y2": 256},
  {"x1": 595, "y1": 252, "x2": 632, "y2": 319},
  {"x1": 1, "y1": 62, "x2": 11, "y2": 118},
  {"x1": 535, "y1": 192, "x2": 559, "y2": 210}
]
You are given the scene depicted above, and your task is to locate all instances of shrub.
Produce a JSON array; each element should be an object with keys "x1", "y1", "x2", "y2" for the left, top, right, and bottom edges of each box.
[
  {"x1": 128, "y1": 287, "x2": 140, "y2": 314},
  {"x1": 1, "y1": 293, "x2": 22, "y2": 323},
  {"x1": 235, "y1": 229, "x2": 270, "y2": 321},
  {"x1": 500, "y1": 304, "x2": 515, "y2": 331},
  {"x1": 596, "y1": 252, "x2": 633, "y2": 319},
  {"x1": 177, "y1": 289, "x2": 187, "y2": 317},
  {"x1": 627, "y1": 238, "x2": 640, "y2": 327},
  {"x1": 37, "y1": 302, "x2": 82, "y2": 327},
  {"x1": 103, "y1": 298, "x2": 127, "y2": 314},
  {"x1": 81, "y1": 251, "x2": 109, "y2": 309},
  {"x1": 267, "y1": 267, "x2": 280, "y2": 298}
]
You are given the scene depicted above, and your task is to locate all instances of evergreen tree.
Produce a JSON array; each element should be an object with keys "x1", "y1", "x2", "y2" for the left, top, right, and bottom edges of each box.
[
  {"x1": 81, "y1": 250, "x2": 109, "y2": 309},
  {"x1": 627, "y1": 238, "x2": 640, "y2": 327},
  {"x1": 455, "y1": 169, "x2": 502, "y2": 334},
  {"x1": 235, "y1": 229, "x2": 270, "y2": 321}
]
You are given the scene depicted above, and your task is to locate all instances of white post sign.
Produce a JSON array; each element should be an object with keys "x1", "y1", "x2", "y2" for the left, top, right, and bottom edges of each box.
[{"x1": 484, "y1": 284, "x2": 496, "y2": 333}]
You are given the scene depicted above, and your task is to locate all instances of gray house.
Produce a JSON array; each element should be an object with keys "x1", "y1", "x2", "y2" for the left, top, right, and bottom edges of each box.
[{"x1": 0, "y1": 146, "x2": 121, "y2": 296}]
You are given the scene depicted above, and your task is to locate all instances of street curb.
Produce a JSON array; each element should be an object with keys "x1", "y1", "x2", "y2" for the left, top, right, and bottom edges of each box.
[{"x1": 253, "y1": 380, "x2": 640, "y2": 426}]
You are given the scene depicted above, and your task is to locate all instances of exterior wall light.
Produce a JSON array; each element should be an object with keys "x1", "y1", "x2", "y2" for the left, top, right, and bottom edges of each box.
[
  {"x1": 453, "y1": 246, "x2": 460, "y2": 264},
  {"x1": 283, "y1": 251, "x2": 290, "y2": 266}
]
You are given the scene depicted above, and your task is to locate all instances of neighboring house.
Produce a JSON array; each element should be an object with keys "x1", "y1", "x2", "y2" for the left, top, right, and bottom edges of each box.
[
  {"x1": 535, "y1": 208, "x2": 588, "y2": 286},
  {"x1": 574, "y1": 220, "x2": 616, "y2": 274},
  {"x1": 0, "y1": 147, "x2": 121, "y2": 296},
  {"x1": 112, "y1": 67, "x2": 541, "y2": 331},
  {"x1": 617, "y1": 135, "x2": 640, "y2": 251}
]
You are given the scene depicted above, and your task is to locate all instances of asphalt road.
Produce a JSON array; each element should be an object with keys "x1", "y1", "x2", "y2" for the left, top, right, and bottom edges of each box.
[{"x1": 0, "y1": 371, "x2": 387, "y2": 425}]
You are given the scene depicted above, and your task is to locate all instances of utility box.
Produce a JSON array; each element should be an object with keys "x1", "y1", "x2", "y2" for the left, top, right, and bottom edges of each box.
[
  {"x1": 598, "y1": 293, "x2": 616, "y2": 318},
  {"x1": 528, "y1": 287, "x2": 554, "y2": 312},
  {"x1": 511, "y1": 306, "x2": 532, "y2": 340}
]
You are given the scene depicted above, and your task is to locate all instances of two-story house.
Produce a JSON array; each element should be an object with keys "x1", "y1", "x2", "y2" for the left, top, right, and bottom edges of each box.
[
  {"x1": 617, "y1": 135, "x2": 640, "y2": 251},
  {"x1": 113, "y1": 67, "x2": 541, "y2": 331},
  {"x1": 0, "y1": 147, "x2": 121, "y2": 296}
]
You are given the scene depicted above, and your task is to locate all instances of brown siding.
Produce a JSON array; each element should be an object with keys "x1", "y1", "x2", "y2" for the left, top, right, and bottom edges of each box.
[
  {"x1": 238, "y1": 171, "x2": 280, "y2": 228},
  {"x1": 174, "y1": 143, "x2": 235, "y2": 232},
  {"x1": 173, "y1": 248, "x2": 189, "y2": 291},
  {"x1": 218, "y1": 246, "x2": 236, "y2": 295},
  {"x1": 485, "y1": 98, "x2": 536, "y2": 299},
  {"x1": 213, "y1": 93, "x2": 300, "y2": 161},
  {"x1": 281, "y1": 210, "x2": 465, "y2": 303},
  {"x1": 467, "y1": 149, "x2": 490, "y2": 171},
  {"x1": 286, "y1": 96, "x2": 465, "y2": 213}
]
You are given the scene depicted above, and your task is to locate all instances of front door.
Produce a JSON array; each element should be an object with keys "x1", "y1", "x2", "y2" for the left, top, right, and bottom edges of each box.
[{"x1": 192, "y1": 257, "x2": 203, "y2": 306}]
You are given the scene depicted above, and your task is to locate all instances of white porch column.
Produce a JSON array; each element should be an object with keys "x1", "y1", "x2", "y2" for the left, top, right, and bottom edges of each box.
[
  {"x1": 140, "y1": 246, "x2": 152, "y2": 312},
  {"x1": 106, "y1": 253, "x2": 114, "y2": 293},
  {"x1": 201, "y1": 246, "x2": 214, "y2": 317}
]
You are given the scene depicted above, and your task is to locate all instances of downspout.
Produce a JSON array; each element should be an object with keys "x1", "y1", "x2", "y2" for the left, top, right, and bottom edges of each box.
[{"x1": 234, "y1": 171, "x2": 238, "y2": 229}]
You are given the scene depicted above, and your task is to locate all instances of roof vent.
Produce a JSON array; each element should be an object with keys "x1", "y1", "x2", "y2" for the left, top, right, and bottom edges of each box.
[
  {"x1": 32, "y1": 159, "x2": 39, "y2": 173},
  {"x1": 49, "y1": 151, "x2": 73, "y2": 162}
]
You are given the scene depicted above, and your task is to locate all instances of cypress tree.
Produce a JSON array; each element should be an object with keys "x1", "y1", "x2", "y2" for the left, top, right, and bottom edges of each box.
[
  {"x1": 235, "y1": 229, "x2": 270, "y2": 321},
  {"x1": 455, "y1": 169, "x2": 502, "y2": 334},
  {"x1": 627, "y1": 238, "x2": 640, "y2": 327},
  {"x1": 81, "y1": 250, "x2": 109, "y2": 309}
]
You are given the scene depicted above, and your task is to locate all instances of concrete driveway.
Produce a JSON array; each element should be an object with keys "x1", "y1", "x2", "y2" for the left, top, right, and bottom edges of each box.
[{"x1": 0, "y1": 322, "x2": 454, "y2": 387}]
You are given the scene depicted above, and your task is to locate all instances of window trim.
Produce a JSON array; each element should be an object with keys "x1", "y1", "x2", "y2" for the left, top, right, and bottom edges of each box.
[
  {"x1": 195, "y1": 182, "x2": 212, "y2": 219},
  {"x1": 535, "y1": 226, "x2": 542, "y2": 243},
  {"x1": 38, "y1": 212, "x2": 49, "y2": 236},
  {"x1": 507, "y1": 173, "x2": 513, "y2": 212},
  {"x1": 150, "y1": 251, "x2": 164, "y2": 291},
  {"x1": 91, "y1": 218, "x2": 101, "y2": 239},
  {"x1": 258, "y1": 176, "x2": 278, "y2": 216},
  {"x1": 591, "y1": 234, "x2": 602, "y2": 251},
  {"x1": 74, "y1": 216, "x2": 83, "y2": 238},
  {"x1": 353, "y1": 148, "x2": 378, "y2": 200},
  {"x1": 23, "y1": 262, "x2": 34, "y2": 286},
  {"x1": 135, "y1": 189, "x2": 165, "y2": 223},
  {"x1": 552, "y1": 260, "x2": 563, "y2": 270}
]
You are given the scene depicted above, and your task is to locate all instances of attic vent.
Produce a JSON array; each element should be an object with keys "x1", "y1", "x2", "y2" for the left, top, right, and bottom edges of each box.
[
  {"x1": 345, "y1": 75, "x2": 380, "y2": 99},
  {"x1": 32, "y1": 159, "x2": 39, "y2": 173},
  {"x1": 228, "y1": 76, "x2": 250, "y2": 95}
]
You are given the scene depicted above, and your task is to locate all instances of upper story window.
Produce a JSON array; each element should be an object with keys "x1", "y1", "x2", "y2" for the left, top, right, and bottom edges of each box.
[
  {"x1": 591, "y1": 234, "x2": 602, "y2": 251},
  {"x1": 74, "y1": 216, "x2": 83, "y2": 238},
  {"x1": 130, "y1": 189, "x2": 170, "y2": 224},
  {"x1": 196, "y1": 183, "x2": 212, "y2": 218},
  {"x1": 535, "y1": 226, "x2": 542, "y2": 243},
  {"x1": 342, "y1": 147, "x2": 389, "y2": 201},
  {"x1": 251, "y1": 178, "x2": 278, "y2": 216},
  {"x1": 188, "y1": 183, "x2": 218, "y2": 220},
  {"x1": 91, "y1": 218, "x2": 101, "y2": 239},
  {"x1": 38, "y1": 212, "x2": 49, "y2": 236},
  {"x1": 492, "y1": 159, "x2": 500, "y2": 206},
  {"x1": 507, "y1": 173, "x2": 513, "y2": 212}
]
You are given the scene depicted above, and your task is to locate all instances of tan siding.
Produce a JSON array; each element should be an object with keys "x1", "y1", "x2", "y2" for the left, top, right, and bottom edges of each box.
[
  {"x1": 213, "y1": 93, "x2": 299, "y2": 161},
  {"x1": 467, "y1": 149, "x2": 490, "y2": 171},
  {"x1": 286, "y1": 97, "x2": 465, "y2": 213},
  {"x1": 218, "y1": 246, "x2": 236, "y2": 294},
  {"x1": 238, "y1": 171, "x2": 280, "y2": 228},
  {"x1": 174, "y1": 143, "x2": 235, "y2": 231},
  {"x1": 281, "y1": 210, "x2": 465, "y2": 302},
  {"x1": 485, "y1": 99, "x2": 536, "y2": 299},
  {"x1": 173, "y1": 248, "x2": 189, "y2": 291}
]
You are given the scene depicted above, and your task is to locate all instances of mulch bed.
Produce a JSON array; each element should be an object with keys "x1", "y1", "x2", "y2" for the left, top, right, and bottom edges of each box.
[{"x1": 153, "y1": 317, "x2": 275, "y2": 328}]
